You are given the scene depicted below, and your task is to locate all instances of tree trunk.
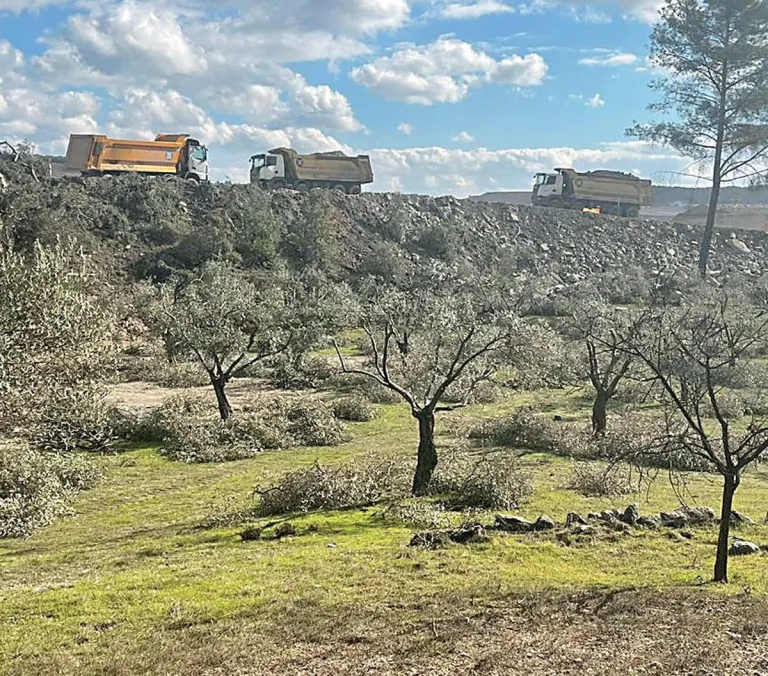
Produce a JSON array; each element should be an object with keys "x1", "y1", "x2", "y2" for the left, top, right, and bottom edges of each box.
[
  {"x1": 699, "y1": 49, "x2": 729, "y2": 278},
  {"x1": 591, "y1": 392, "x2": 608, "y2": 437},
  {"x1": 714, "y1": 472, "x2": 740, "y2": 583},
  {"x1": 699, "y1": 168, "x2": 723, "y2": 278},
  {"x1": 210, "y1": 375, "x2": 233, "y2": 422},
  {"x1": 412, "y1": 410, "x2": 438, "y2": 496}
]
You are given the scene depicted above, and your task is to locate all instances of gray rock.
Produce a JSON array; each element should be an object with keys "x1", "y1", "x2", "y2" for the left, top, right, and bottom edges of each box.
[
  {"x1": 605, "y1": 516, "x2": 632, "y2": 533},
  {"x1": 619, "y1": 504, "x2": 640, "y2": 526},
  {"x1": 730, "y1": 540, "x2": 760, "y2": 556},
  {"x1": 730, "y1": 510, "x2": 754, "y2": 526},
  {"x1": 449, "y1": 523, "x2": 489, "y2": 545},
  {"x1": 660, "y1": 511, "x2": 689, "y2": 529},
  {"x1": 571, "y1": 524, "x2": 596, "y2": 536},
  {"x1": 533, "y1": 515, "x2": 557, "y2": 531},
  {"x1": 636, "y1": 515, "x2": 660, "y2": 529},
  {"x1": 682, "y1": 506, "x2": 716, "y2": 525},
  {"x1": 587, "y1": 512, "x2": 602, "y2": 520},
  {"x1": 494, "y1": 515, "x2": 534, "y2": 533},
  {"x1": 566, "y1": 512, "x2": 588, "y2": 526}
]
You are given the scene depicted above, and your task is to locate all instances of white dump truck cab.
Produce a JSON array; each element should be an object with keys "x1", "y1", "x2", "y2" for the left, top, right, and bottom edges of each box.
[
  {"x1": 532, "y1": 171, "x2": 565, "y2": 204},
  {"x1": 250, "y1": 153, "x2": 285, "y2": 184},
  {"x1": 183, "y1": 140, "x2": 209, "y2": 182}
]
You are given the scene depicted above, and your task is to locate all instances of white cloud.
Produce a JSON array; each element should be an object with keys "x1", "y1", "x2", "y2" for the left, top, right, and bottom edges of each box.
[
  {"x1": 579, "y1": 50, "x2": 638, "y2": 67},
  {"x1": 451, "y1": 131, "x2": 474, "y2": 142},
  {"x1": 350, "y1": 37, "x2": 548, "y2": 105},
  {"x1": 586, "y1": 93, "x2": 605, "y2": 108},
  {"x1": 29, "y1": 2, "x2": 365, "y2": 135},
  {"x1": 366, "y1": 141, "x2": 685, "y2": 196},
  {"x1": 520, "y1": 0, "x2": 662, "y2": 23},
  {"x1": 64, "y1": 2, "x2": 202, "y2": 77},
  {"x1": 438, "y1": 1, "x2": 516, "y2": 19},
  {"x1": 398, "y1": 122, "x2": 414, "y2": 135}
]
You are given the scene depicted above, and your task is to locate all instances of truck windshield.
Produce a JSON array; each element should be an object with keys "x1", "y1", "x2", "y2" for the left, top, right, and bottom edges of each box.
[
  {"x1": 191, "y1": 146, "x2": 207, "y2": 161},
  {"x1": 534, "y1": 174, "x2": 546, "y2": 186},
  {"x1": 252, "y1": 154, "x2": 266, "y2": 168}
]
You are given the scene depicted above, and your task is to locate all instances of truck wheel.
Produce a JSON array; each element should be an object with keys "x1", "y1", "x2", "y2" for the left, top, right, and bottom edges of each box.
[
  {"x1": 624, "y1": 206, "x2": 640, "y2": 218},
  {"x1": 349, "y1": 185, "x2": 362, "y2": 195},
  {"x1": 549, "y1": 198, "x2": 564, "y2": 209},
  {"x1": 332, "y1": 184, "x2": 347, "y2": 193},
  {"x1": 270, "y1": 178, "x2": 287, "y2": 191},
  {"x1": 297, "y1": 182, "x2": 310, "y2": 192},
  {"x1": 185, "y1": 174, "x2": 200, "y2": 185}
]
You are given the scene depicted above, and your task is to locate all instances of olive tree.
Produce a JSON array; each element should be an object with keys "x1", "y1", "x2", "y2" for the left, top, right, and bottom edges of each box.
[
  {"x1": 335, "y1": 276, "x2": 532, "y2": 495},
  {"x1": 146, "y1": 262, "x2": 346, "y2": 420},
  {"x1": 614, "y1": 286, "x2": 768, "y2": 583},
  {"x1": 0, "y1": 241, "x2": 116, "y2": 449},
  {"x1": 563, "y1": 298, "x2": 641, "y2": 436},
  {"x1": 628, "y1": 0, "x2": 768, "y2": 277}
]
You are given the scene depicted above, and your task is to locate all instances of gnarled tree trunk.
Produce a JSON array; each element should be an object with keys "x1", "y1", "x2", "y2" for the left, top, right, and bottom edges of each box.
[
  {"x1": 591, "y1": 391, "x2": 608, "y2": 437},
  {"x1": 412, "y1": 410, "x2": 437, "y2": 496},
  {"x1": 714, "y1": 472, "x2": 740, "y2": 583},
  {"x1": 210, "y1": 374, "x2": 233, "y2": 422}
]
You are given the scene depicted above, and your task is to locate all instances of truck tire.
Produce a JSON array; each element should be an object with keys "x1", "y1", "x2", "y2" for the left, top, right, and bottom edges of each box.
[
  {"x1": 270, "y1": 178, "x2": 287, "y2": 191},
  {"x1": 349, "y1": 185, "x2": 362, "y2": 195},
  {"x1": 185, "y1": 174, "x2": 200, "y2": 185},
  {"x1": 297, "y1": 182, "x2": 310, "y2": 192},
  {"x1": 549, "y1": 198, "x2": 564, "y2": 209},
  {"x1": 332, "y1": 184, "x2": 347, "y2": 193},
  {"x1": 624, "y1": 206, "x2": 640, "y2": 218}
]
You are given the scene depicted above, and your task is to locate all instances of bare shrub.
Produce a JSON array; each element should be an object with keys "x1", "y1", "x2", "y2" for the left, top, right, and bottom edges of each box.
[
  {"x1": 161, "y1": 416, "x2": 264, "y2": 464},
  {"x1": 443, "y1": 380, "x2": 505, "y2": 405},
  {"x1": 468, "y1": 408, "x2": 558, "y2": 451},
  {"x1": 452, "y1": 457, "x2": 534, "y2": 509},
  {"x1": 329, "y1": 373, "x2": 402, "y2": 404},
  {"x1": 568, "y1": 462, "x2": 633, "y2": 498},
  {"x1": 255, "y1": 457, "x2": 408, "y2": 516},
  {"x1": 0, "y1": 443, "x2": 100, "y2": 538},
  {"x1": 428, "y1": 444, "x2": 475, "y2": 493},
  {"x1": 430, "y1": 445, "x2": 534, "y2": 509},
  {"x1": 30, "y1": 393, "x2": 115, "y2": 452},
  {"x1": 119, "y1": 393, "x2": 347, "y2": 461},
  {"x1": 156, "y1": 362, "x2": 211, "y2": 389},
  {"x1": 557, "y1": 414, "x2": 715, "y2": 473},
  {"x1": 269, "y1": 354, "x2": 335, "y2": 390},
  {"x1": 284, "y1": 398, "x2": 348, "y2": 446},
  {"x1": 332, "y1": 395, "x2": 379, "y2": 422},
  {"x1": 374, "y1": 501, "x2": 453, "y2": 530}
]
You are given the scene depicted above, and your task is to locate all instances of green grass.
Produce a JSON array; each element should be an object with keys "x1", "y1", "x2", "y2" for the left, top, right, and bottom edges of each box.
[{"x1": 2, "y1": 391, "x2": 768, "y2": 674}]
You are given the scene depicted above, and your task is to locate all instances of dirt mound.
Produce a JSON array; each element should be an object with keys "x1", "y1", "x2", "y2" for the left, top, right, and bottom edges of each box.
[
  {"x1": 673, "y1": 203, "x2": 768, "y2": 231},
  {"x1": 3, "y1": 166, "x2": 768, "y2": 282}
]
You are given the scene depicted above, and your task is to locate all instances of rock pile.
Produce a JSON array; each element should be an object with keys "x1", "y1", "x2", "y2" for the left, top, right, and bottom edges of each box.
[
  {"x1": 291, "y1": 192, "x2": 768, "y2": 281},
  {"x1": 410, "y1": 504, "x2": 764, "y2": 552},
  {"x1": 7, "y1": 172, "x2": 768, "y2": 284},
  {"x1": 410, "y1": 523, "x2": 489, "y2": 549}
]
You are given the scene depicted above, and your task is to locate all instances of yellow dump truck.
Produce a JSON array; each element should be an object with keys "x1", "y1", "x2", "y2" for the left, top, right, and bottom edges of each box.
[
  {"x1": 249, "y1": 147, "x2": 373, "y2": 194},
  {"x1": 65, "y1": 133, "x2": 209, "y2": 183},
  {"x1": 532, "y1": 168, "x2": 652, "y2": 217}
]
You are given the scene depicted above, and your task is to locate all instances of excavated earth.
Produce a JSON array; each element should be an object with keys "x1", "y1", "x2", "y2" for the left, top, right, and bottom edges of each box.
[
  {"x1": 5, "y1": 168, "x2": 768, "y2": 282},
  {"x1": 266, "y1": 190, "x2": 768, "y2": 280}
]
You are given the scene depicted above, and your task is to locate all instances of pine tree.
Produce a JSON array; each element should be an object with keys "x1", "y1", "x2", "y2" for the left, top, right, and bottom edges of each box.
[{"x1": 628, "y1": 0, "x2": 768, "y2": 277}]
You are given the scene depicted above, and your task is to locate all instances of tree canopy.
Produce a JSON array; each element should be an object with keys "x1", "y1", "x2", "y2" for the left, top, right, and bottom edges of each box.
[{"x1": 628, "y1": 0, "x2": 768, "y2": 276}]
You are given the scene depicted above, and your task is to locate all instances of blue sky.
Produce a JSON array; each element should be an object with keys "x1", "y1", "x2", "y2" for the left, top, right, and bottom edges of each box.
[{"x1": 0, "y1": 0, "x2": 691, "y2": 194}]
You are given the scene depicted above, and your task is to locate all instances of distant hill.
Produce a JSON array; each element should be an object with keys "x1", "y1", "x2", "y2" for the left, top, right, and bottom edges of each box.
[{"x1": 471, "y1": 185, "x2": 768, "y2": 208}]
